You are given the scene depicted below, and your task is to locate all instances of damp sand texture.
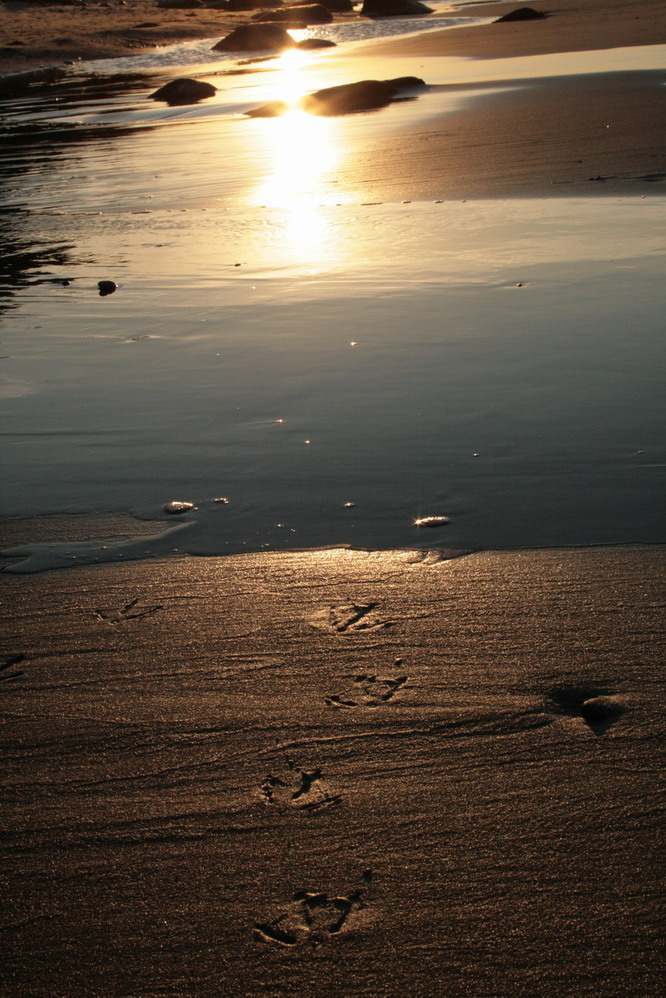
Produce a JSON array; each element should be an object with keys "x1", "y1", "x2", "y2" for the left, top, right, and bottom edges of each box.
[{"x1": 2, "y1": 545, "x2": 664, "y2": 997}]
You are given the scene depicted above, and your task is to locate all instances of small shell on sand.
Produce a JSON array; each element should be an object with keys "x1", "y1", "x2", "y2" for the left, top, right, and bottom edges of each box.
[
  {"x1": 414, "y1": 515, "x2": 450, "y2": 528},
  {"x1": 163, "y1": 501, "x2": 195, "y2": 514}
]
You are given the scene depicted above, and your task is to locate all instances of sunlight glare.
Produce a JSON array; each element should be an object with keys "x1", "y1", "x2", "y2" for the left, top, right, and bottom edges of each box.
[{"x1": 252, "y1": 105, "x2": 339, "y2": 260}]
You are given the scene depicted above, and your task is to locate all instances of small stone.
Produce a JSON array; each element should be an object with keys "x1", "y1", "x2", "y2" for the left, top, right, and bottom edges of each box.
[
  {"x1": 495, "y1": 6, "x2": 547, "y2": 22},
  {"x1": 163, "y1": 501, "x2": 195, "y2": 514},
  {"x1": 214, "y1": 497, "x2": 230, "y2": 504},
  {"x1": 581, "y1": 696, "x2": 623, "y2": 725},
  {"x1": 414, "y1": 515, "x2": 450, "y2": 528},
  {"x1": 98, "y1": 280, "x2": 117, "y2": 296},
  {"x1": 296, "y1": 38, "x2": 337, "y2": 50},
  {"x1": 150, "y1": 78, "x2": 216, "y2": 106},
  {"x1": 344, "y1": 502, "x2": 355, "y2": 508}
]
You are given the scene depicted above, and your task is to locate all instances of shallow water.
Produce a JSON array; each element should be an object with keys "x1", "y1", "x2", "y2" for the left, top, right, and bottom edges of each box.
[{"x1": 1, "y1": 34, "x2": 665, "y2": 570}]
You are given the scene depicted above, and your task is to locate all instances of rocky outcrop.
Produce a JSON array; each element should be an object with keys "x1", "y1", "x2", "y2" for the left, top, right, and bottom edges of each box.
[
  {"x1": 246, "y1": 76, "x2": 427, "y2": 117},
  {"x1": 150, "y1": 78, "x2": 217, "y2": 105},
  {"x1": 212, "y1": 23, "x2": 296, "y2": 51},
  {"x1": 252, "y1": 4, "x2": 333, "y2": 24},
  {"x1": 495, "y1": 6, "x2": 547, "y2": 21},
  {"x1": 360, "y1": 0, "x2": 433, "y2": 16}
]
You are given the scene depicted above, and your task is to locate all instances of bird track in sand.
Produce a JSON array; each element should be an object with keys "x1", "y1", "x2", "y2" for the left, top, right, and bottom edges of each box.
[{"x1": 261, "y1": 758, "x2": 342, "y2": 812}]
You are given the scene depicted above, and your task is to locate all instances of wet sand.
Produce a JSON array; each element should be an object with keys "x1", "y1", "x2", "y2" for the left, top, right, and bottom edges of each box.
[
  {"x1": 1, "y1": 3, "x2": 665, "y2": 994},
  {"x1": 2, "y1": 545, "x2": 665, "y2": 996}
]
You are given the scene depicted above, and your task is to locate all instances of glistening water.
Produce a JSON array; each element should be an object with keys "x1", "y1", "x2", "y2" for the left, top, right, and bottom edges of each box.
[{"x1": 1, "y1": 32, "x2": 665, "y2": 570}]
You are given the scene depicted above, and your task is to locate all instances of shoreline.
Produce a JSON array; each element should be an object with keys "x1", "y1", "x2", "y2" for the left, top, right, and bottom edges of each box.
[{"x1": 1, "y1": 508, "x2": 666, "y2": 576}]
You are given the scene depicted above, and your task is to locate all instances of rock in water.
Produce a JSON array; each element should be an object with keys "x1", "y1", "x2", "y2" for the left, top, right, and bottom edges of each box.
[
  {"x1": 414, "y1": 516, "x2": 450, "y2": 528},
  {"x1": 212, "y1": 24, "x2": 296, "y2": 52},
  {"x1": 246, "y1": 77, "x2": 427, "y2": 117},
  {"x1": 150, "y1": 78, "x2": 217, "y2": 106},
  {"x1": 163, "y1": 501, "x2": 196, "y2": 514},
  {"x1": 385, "y1": 76, "x2": 429, "y2": 91},
  {"x1": 97, "y1": 280, "x2": 117, "y2": 296},
  {"x1": 495, "y1": 7, "x2": 547, "y2": 22},
  {"x1": 361, "y1": 0, "x2": 433, "y2": 16},
  {"x1": 301, "y1": 77, "x2": 426, "y2": 115},
  {"x1": 296, "y1": 38, "x2": 337, "y2": 50}
]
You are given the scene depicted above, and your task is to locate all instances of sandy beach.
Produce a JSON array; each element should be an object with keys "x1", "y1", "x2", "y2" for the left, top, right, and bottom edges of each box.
[
  {"x1": 1, "y1": 1, "x2": 665, "y2": 995},
  {"x1": 3, "y1": 545, "x2": 665, "y2": 996}
]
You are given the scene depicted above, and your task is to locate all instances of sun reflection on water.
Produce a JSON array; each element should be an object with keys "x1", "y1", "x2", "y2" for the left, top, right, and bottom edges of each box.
[
  {"x1": 252, "y1": 109, "x2": 340, "y2": 260},
  {"x1": 248, "y1": 54, "x2": 343, "y2": 262}
]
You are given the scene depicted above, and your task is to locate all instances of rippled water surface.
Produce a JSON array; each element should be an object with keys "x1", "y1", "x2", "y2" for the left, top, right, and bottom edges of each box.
[{"x1": 1, "y1": 32, "x2": 665, "y2": 569}]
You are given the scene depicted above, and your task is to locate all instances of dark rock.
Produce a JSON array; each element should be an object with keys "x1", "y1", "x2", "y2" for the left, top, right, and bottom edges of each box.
[
  {"x1": 98, "y1": 280, "x2": 117, "y2": 296},
  {"x1": 385, "y1": 76, "x2": 428, "y2": 91},
  {"x1": 361, "y1": 0, "x2": 433, "y2": 16},
  {"x1": 302, "y1": 76, "x2": 426, "y2": 114},
  {"x1": 246, "y1": 76, "x2": 426, "y2": 116},
  {"x1": 150, "y1": 78, "x2": 217, "y2": 105},
  {"x1": 163, "y1": 501, "x2": 196, "y2": 514},
  {"x1": 581, "y1": 696, "x2": 624, "y2": 726},
  {"x1": 296, "y1": 37, "x2": 337, "y2": 49},
  {"x1": 157, "y1": 0, "x2": 203, "y2": 8},
  {"x1": 252, "y1": 4, "x2": 333, "y2": 24},
  {"x1": 212, "y1": 23, "x2": 296, "y2": 51},
  {"x1": 495, "y1": 6, "x2": 547, "y2": 22}
]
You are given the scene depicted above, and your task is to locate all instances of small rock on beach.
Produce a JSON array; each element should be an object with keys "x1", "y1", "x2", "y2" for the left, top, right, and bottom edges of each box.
[
  {"x1": 150, "y1": 78, "x2": 217, "y2": 105},
  {"x1": 212, "y1": 24, "x2": 296, "y2": 52},
  {"x1": 495, "y1": 6, "x2": 547, "y2": 22},
  {"x1": 163, "y1": 501, "x2": 196, "y2": 514},
  {"x1": 414, "y1": 515, "x2": 450, "y2": 528},
  {"x1": 246, "y1": 76, "x2": 427, "y2": 117}
]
